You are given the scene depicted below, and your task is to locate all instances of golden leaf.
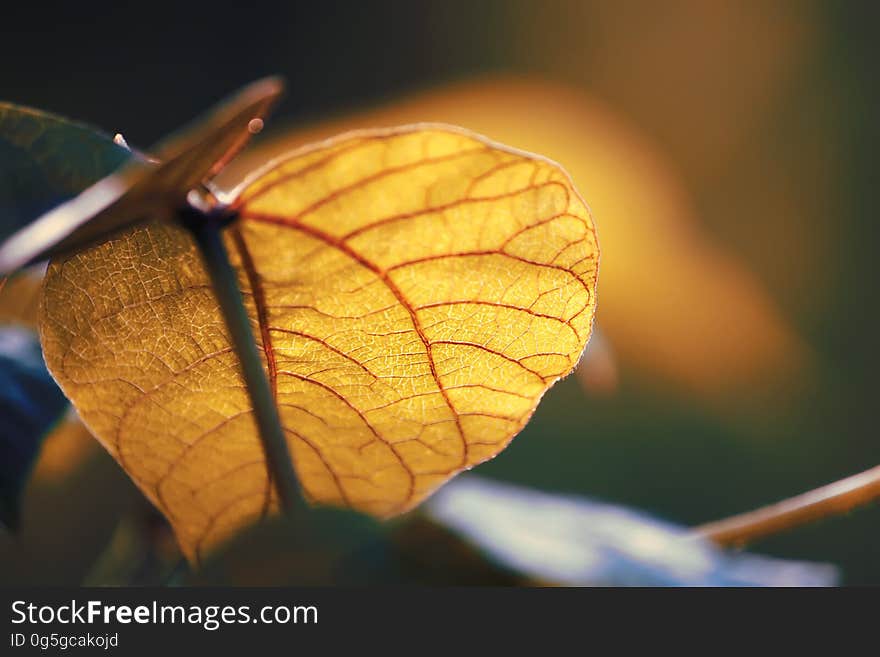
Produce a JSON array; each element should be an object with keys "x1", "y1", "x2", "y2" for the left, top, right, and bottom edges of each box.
[{"x1": 40, "y1": 125, "x2": 598, "y2": 560}]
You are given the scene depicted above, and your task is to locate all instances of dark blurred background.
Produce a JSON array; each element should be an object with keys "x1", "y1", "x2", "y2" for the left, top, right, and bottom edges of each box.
[{"x1": 1, "y1": 1, "x2": 878, "y2": 583}]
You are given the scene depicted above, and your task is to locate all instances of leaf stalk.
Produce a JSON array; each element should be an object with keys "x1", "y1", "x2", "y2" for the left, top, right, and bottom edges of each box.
[{"x1": 183, "y1": 205, "x2": 303, "y2": 515}]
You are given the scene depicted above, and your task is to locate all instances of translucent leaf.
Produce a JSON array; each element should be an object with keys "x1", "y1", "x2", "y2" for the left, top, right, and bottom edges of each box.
[{"x1": 40, "y1": 125, "x2": 599, "y2": 560}]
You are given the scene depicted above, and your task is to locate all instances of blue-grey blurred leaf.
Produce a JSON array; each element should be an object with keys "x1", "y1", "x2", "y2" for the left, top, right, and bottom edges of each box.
[
  {"x1": 0, "y1": 326, "x2": 69, "y2": 530},
  {"x1": 425, "y1": 475, "x2": 838, "y2": 586},
  {"x1": 0, "y1": 103, "x2": 131, "y2": 244}
]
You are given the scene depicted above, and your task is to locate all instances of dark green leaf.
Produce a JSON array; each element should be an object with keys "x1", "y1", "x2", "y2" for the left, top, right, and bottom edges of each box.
[
  {"x1": 0, "y1": 77, "x2": 282, "y2": 276},
  {"x1": 0, "y1": 103, "x2": 131, "y2": 244}
]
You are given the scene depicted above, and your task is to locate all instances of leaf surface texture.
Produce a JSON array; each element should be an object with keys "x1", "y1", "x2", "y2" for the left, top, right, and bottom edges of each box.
[{"x1": 40, "y1": 126, "x2": 598, "y2": 558}]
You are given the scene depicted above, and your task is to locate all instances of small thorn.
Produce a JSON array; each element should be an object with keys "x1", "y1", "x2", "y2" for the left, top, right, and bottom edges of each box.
[{"x1": 113, "y1": 133, "x2": 131, "y2": 150}]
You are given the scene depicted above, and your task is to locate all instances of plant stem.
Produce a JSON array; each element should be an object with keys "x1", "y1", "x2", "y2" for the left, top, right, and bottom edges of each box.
[
  {"x1": 693, "y1": 464, "x2": 880, "y2": 546},
  {"x1": 184, "y1": 208, "x2": 302, "y2": 514}
]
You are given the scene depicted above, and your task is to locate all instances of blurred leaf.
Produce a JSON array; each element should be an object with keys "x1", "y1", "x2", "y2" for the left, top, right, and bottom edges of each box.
[
  {"x1": 0, "y1": 103, "x2": 131, "y2": 243},
  {"x1": 0, "y1": 326, "x2": 69, "y2": 529},
  {"x1": 31, "y1": 412, "x2": 98, "y2": 484},
  {"x1": 193, "y1": 474, "x2": 841, "y2": 586},
  {"x1": 190, "y1": 506, "x2": 396, "y2": 585},
  {"x1": 389, "y1": 516, "x2": 525, "y2": 585},
  {"x1": 575, "y1": 326, "x2": 619, "y2": 396},
  {"x1": 424, "y1": 475, "x2": 838, "y2": 586},
  {"x1": 192, "y1": 503, "x2": 528, "y2": 586},
  {"x1": 0, "y1": 264, "x2": 44, "y2": 327},
  {"x1": 83, "y1": 505, "x2": 182, "y2": 586},
  {"x1": 41, "y1": 125, "x2": 598, "y2": 562},
  {"x1": 0, "y1": 77, "x2": 282, "y2": 275},
  {"x1": 0, "y1": 419, "x2": 140, "y2": 585}
]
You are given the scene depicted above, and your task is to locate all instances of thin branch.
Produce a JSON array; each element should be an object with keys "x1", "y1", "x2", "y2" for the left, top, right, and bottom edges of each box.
[
  {"x1": 183, "y1": 206, "x2": 303, "y2": 514},
  {"x1": 693, "y1": 464, "x2": 880, "y2": 547}
]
